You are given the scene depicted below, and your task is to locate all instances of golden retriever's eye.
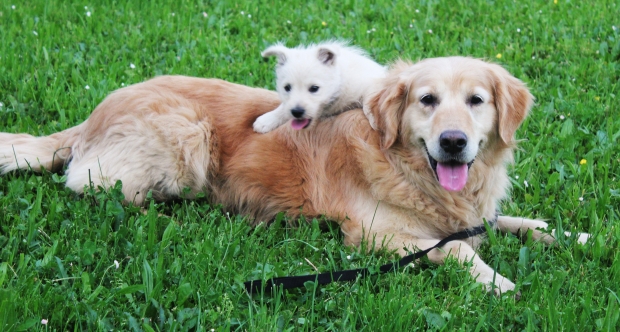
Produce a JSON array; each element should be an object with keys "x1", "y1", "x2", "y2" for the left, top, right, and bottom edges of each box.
[
  {"x1": 309, "y1": 85, "x2": 319, "y2": 93},
  {"x1": 469, "y1": 95, "x2": 484, "y2": 106},
  {"x1": 284, "y1": 84, "x2": 292, "y2": 92},
  {"x1": 420, "y1": 94, "x2": 437, "y2": 106}
]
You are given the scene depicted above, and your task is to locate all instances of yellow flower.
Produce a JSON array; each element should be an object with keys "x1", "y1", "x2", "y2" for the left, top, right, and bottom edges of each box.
[
  {"x1": 595, "y1": 96, "x2": 600, "y2": 101},
  {"x1": 321, "y1": 21, "x2": 327, "y2": 26},
  {"x1": 554, "y1": 0, "x2": 558, "y2": 4},
  {"x1": 579, "y1": 159, "x2": 587, "y2": 165},
  {"x1": 496, "y1": 53, "x2": 502, "y2": 59}
]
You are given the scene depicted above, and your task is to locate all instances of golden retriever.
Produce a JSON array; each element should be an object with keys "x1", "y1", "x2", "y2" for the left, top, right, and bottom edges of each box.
[{"x1": 0, "y1": 57, "x2": 588, "y2": 295}]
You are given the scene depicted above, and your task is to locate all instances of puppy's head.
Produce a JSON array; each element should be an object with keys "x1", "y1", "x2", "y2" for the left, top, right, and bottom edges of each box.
[
  {"x1": 366, "y1": 57, "x2": 533, "y2": 191},
  {"x1": 262, "y1": 43, "x2": 342, "y2": 130}
]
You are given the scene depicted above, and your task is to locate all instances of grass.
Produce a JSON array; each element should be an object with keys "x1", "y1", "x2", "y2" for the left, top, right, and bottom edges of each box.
[{"x1": 0, "y1": 0, "x2": 619, "y2": 330}]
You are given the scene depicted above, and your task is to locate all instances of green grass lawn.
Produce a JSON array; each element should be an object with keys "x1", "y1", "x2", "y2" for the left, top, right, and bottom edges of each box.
[{"x1": 1, "y1": 0, "x2": 619, "y2": 330}]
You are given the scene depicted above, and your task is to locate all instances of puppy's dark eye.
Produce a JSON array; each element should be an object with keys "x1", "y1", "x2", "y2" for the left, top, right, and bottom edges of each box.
[
  {"x1": 309, "y1": 85, "x2": 319, "y2": 93},
  {"x1": 284, "y1": 84, "x2": 291, "y2": 92},
  {"x1": 469, "y1": 95, "x2": 484, "y2": 106},
  {"x1": 420, "y1": 94, "x2": 437, "y2": 106}
]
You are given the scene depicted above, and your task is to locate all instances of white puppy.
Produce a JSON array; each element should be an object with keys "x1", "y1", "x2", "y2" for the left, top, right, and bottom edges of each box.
[{"x1": 253, "y1": 41, "x2": 386, "y2": 133}]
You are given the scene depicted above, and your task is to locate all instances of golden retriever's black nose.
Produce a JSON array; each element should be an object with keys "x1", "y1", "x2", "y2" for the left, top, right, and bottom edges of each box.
[
  {"x1": 440, "y1": 130, "x2": 468, "y2": 154},
  {"x1": 291, "y1": 107, "x2": 305, "y2": 119}
]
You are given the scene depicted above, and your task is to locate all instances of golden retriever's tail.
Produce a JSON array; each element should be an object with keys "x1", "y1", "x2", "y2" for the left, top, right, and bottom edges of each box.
[{"x1": 0, "y1": 122, "x2": 85, "y2": 174}]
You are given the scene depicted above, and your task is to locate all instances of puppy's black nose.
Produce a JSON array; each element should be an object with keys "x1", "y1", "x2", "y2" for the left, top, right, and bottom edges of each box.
[
  {"x1": 440, "y1": 130, "x2": 468, "y2": 154},
  {"x1": 291, "y1": 107, "x2": 305, "y2": 119}
]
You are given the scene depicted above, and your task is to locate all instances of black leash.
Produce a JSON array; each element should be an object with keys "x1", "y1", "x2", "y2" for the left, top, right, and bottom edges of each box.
[{"x1": 244, "y1": 214, "x2": 497, "y2": 294}]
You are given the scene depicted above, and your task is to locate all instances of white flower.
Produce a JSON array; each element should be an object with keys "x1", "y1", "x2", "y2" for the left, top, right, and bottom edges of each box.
[
  {"x1": 515, "y1": 175, "x2": 519, "y2": 179},
  {"x1": 129, "y1": 63, "x2": 135, "y2": 69},
  {"x1": 240, "y1": 11, "x2": 244, "y2": 15},
  {"x1": 428, "y1": 29, "x2": 433, "y2": 34},
  {"x1": 85, "y1": 85, "x2": 90, "y2": 90},
  {"x1": 0, "y1": 102, "x2": 4, "y2": 107},
  {"x1": 171, "y1": 12, "x2": 175, "y2": 16},
  {"x1": 41, "y1": 319, "x2": 48, "y2": 325},
  {"x1": 33, "y1": 31, "x2": 38, "y2": 36},
  {"x1": 372, "y1": 28, "x2": 376, "y2": 32},
  {"x1": 409, "y1": 24, "x2": 413, "y2": 28},
  {"x1": 121, "y1": 83, "x2": 125, "y2": 86},
  {"x1": 248, "y1": 14, "x2": 251, "y2": 18},
  {"x1": 524, "y1": 180, "x2": 529, "y2": 188},
  {"x1": 202, "y1": 12, "x2": 208, "y2": 18},
  {"x1": 346, "y1": 255, "x2": 351, "y2": 260},
  {"x1": 367, "y1": 30, "x2": 371, "y2": 33},
  {"x1": 532, "y1": 56, "x2": 536, "y2": 59},
  {"x1": 517, "y1": 28, "x2": 521, "y2": 32},
  {"x1": 560, "y1": 115, "x2": 565, "y2": 120},
  {"x1": 86, "y1": 11, "x2": 91, "y2": 17},
  {"x1": 579, "y1": 197, "x2": 584, "y2": 202},
  {"x1": 415, "y1": 9, "x2": 420, "y2": 13},
  {"x1": 11, "y1": 5, "x2": 16, "y2": 9},
  {"x1": 287, "y1": 20, "x2": 291, "y2": 24},
  {"x1": 613, "y1": 26, "x2": 617, "y2": 31},
  {"x1": 114, "y1": 260, "x2": 120, "y2": 269}
]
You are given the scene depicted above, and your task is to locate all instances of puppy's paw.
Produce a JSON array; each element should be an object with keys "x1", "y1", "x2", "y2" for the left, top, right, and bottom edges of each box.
[
  {"x1": 253, "y1": 112, "x2": 282, "y2": 133},
  {"x1": 253, "y1": 118, "x2": 276, "y2": 133}
]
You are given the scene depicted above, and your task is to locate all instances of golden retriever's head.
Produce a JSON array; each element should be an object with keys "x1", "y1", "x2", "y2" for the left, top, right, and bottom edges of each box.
[{"x1": 367, "y1": 57, "x2": 534, "y2": 192}]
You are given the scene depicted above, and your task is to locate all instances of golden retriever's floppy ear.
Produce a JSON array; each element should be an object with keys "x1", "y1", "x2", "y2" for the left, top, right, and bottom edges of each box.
[
  {"x1": 365, "y1": 61, "x2": 412, "y2": 150},
  {"x1": 490, "y1": 64, "x2": 535, "y2": 145},
  {"x1": 262, "y1": 44, "x2": 288, "y2": 66}
]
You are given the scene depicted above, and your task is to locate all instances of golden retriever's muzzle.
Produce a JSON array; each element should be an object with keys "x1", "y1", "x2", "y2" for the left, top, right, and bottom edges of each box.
[
  {"x1": 425, "y1": 130, "x2": 475, "y2": 192},
  {"x1": 439, "y1": 130, "x2": 468, "y2": 155}
]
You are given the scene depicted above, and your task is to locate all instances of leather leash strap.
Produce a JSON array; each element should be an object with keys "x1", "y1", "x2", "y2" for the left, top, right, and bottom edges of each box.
[{"x1": 245, "y1": 215, "x2": 497, "y2": 294}]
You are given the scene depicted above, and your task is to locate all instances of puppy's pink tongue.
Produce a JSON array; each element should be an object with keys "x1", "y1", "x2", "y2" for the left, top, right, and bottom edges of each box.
[
  {"x1": 436, "y1": 162, "x2": 469, "y2": 191},
  {"x1": 291, "y1": 119, "x2": 310, "y2": 130}
]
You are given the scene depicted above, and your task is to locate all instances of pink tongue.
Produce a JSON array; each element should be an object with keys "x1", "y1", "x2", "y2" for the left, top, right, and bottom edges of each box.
[
  {"x1": 291, "y1": 118, "x2": 310, "y2": 130},
  {"x1": 436, "y1": 162, "x2": 469, "y2": 191}
]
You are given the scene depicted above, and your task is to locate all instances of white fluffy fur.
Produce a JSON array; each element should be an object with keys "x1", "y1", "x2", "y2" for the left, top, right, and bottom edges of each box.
[{"x1": 253, "y1": 41, "x2": 386, "y2": 133}]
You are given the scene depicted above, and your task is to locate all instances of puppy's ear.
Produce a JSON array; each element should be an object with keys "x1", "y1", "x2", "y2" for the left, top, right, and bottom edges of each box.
[
  {"x1": 262, "y1": 44, "x2": 288, "y2": 66},
  {"x1": 366, "y1": 61, "x2": 411, "y2": 149},
  {"x1": 317, "y1": 47, "x2": 336, "y2": 65},
  {"x1": 490, "y1": 64, "x2": 534, "y2": 145}
]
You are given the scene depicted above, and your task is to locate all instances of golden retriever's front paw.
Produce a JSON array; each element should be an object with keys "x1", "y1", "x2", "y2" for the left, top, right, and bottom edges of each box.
[
  {"x1": 478, "y1": 273, "x2": 517, "y2": 298},
  {"x1": 552, "y1": 229, "x2": 591, "y2": 245},
  {"x1": 489, "y1": 283, "x2": 520, "y2": 299},
  {"x1": 575, "y1": 232, "x2": 590, "y2": 244}
]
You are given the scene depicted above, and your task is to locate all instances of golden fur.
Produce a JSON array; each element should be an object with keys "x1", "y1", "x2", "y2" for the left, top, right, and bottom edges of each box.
[{"x1": 0, "y1": 57, "x2": 588, "y2": 294}]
